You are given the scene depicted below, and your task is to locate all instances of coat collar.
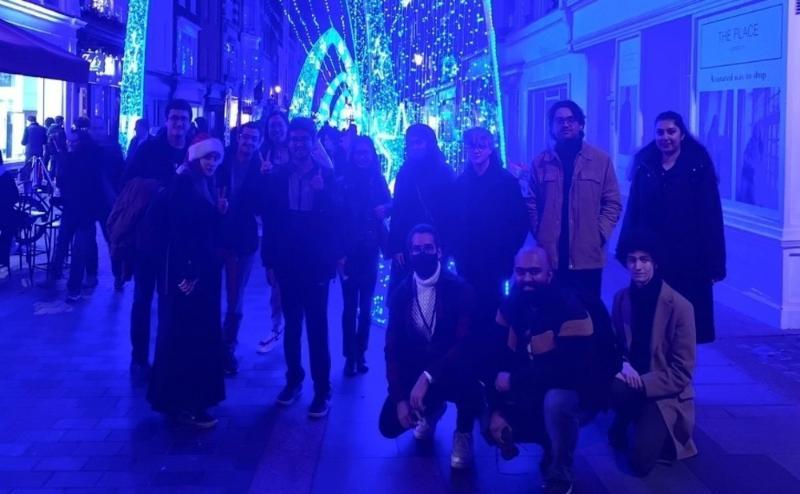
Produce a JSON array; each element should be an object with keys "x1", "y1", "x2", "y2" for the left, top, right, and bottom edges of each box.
[{"x1": 619, "y1": 281, "x2": 675, "y2": 353}]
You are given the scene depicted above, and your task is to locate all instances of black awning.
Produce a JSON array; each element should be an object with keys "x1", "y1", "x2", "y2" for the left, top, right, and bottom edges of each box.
[{"x1": 0, "y1": 17, "x2": 89, "y2": 83}]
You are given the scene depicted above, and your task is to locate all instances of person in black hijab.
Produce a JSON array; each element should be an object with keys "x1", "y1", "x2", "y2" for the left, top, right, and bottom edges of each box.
[{"x1": 386, "y1": 124, "x2": 454, "y2": 294}]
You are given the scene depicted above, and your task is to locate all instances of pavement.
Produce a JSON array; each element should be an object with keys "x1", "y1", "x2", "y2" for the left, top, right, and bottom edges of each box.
[{"x1": 0, "y1": 244, "x2": 799, "y2": 493}]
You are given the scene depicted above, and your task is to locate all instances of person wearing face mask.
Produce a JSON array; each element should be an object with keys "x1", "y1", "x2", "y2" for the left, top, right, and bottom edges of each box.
[
  {"x1": 617, "y1": 111, "x2": 725, "y2": 344},
  {"x1": 484, "y1": 246, "x2": 620, "y2": 494},
  {"x1": 609, "y1": 231, "x2": 697, "y2": 476},
  {"x1": 380, "y1": 224, "x2": 483, "y2": 470},
  {"x1": 526, "y1": 100, "x2": 621, "y2": 303},
  {"x1": 338, "y1": 136, "x2": 392, "y2": 376},
  {"x1": 452, "y1": 127, "x2": 529, "y2": 329},
  {"x1": 386, "y1": 124, "x2": 455, "y2": 294},
  {"x1": 147, "y1": 133, "x2": 227, "y2": 429}
]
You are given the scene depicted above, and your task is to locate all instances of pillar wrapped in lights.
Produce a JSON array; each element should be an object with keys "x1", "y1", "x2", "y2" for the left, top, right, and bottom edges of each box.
[{"x1": 118, "y1": 0, "x2": 149, "y2": 153}]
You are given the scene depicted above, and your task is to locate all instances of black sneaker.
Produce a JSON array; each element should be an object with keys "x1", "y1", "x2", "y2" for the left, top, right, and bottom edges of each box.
[
  {"x1": 344, "y1": 359, "x2": 357, "y2": 377},
  {"x1": 356, "y1": 359, "x2": 369, "y2": 374},
  {"x1": 308, "y1": 394, "x2": 331, "y2": 418},
  {"x1": 223, "y1": 350, "x2": 239, "y2": 377},
  {"x1": 543, "y1": 480, "x2": 573, "y2": 494},
  {"x1": 276, "y1": 384, "x2": 302, "y2": 406}
]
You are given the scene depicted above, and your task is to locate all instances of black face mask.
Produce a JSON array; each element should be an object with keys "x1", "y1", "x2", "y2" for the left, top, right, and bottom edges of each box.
[
  {"x1": 511, "y1": 283, "x2": 545, "y2": 305},
  {"x1": 409, "y1": 253, "x2": 439, "y2": 280}
]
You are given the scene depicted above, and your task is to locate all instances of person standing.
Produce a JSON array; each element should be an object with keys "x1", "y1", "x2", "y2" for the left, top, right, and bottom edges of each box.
[
  {"x1": 216, "y1": 123, "x2": 265, "y2": 375},
  {"x1": 147, "y1": 134, "x2": 227, "y2": 428},
  {"x1": 452, "y1": 127, "x2": 528, "y2": 327},
  {"x1": 257, "y1": 110, "x2": 290, "y2": 354},
  {"x1": 526, "y1": 100, "x2": 621, "y2": 301},
  {"x1": 387, "y1": 124, "x2": 454, "y2": 293},
  {"x1": 126, "y1": 118, "x2": 151, "y2": 162},
  {"x1": 123, "y1": 99, "x2": 192, "y2": 376},
  {"x1": 617, "y1": 111, "x2": 725, "y2": 343},
  {"x1": 261, "y1": 117, "x2": 343, "y2": 418},
  {"x1": 339, "y1": 135, "x2": 391, "y2": 376},
  {"x1": 610, "y1": 231, "x2": 697, "y2": 475},
  {"x1": 53, "y1": 131, "x2": 105, "y2": 301},
  {"x1": 20, "y1": 115, "x2": 47, "y2": 192}
]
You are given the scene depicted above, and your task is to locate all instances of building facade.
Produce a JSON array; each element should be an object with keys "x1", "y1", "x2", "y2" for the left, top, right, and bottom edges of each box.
[
  {"x1": 0, "y1": 0, "x2": 85, "y2": 163},
  {"x1": 140, "y1": 0, "x2": 288, "y2": 138},
  {"x1": 497, "y1": 0, "x2": 799, "y2": 328},
  {"x1": 77, "y1": 0, "x2": 127, "y2": 142}
]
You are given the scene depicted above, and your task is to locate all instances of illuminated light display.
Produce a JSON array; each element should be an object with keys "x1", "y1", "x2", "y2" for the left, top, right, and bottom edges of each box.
[
  {"x1": 284, "y1": 1, "x2": 506, "y2": 325},
  {"x1": 118, "y1": 0, "x2": 149, "y2": 153},
  {"x1": 285, "y1": 0, "x2": 506, "y2": 183}
]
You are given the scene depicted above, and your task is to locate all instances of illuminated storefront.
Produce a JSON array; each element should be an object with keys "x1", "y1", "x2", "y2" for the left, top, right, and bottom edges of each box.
[{"x1": 0, "y1": 2, "x2": 87, "y2": 164}]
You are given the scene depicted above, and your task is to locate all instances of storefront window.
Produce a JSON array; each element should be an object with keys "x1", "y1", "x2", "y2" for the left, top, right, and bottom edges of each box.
[
  {"x1": 696, "y1": 3, "x2": 784, "y2": 212},
  {"x1": 0, "y1": 73, "x2": 65, "y2": 163}
]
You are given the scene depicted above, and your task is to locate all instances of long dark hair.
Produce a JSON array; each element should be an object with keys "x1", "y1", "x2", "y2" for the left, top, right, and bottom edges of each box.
[
  {"x1": 404, "y1": 123, "x2": 447, "y2": 169},
  {"x1": 348, "y1": 135, "x2": 382, "y2": 176}
]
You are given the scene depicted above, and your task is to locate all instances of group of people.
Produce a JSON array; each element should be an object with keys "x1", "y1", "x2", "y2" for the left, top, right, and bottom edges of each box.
[
  {"x1": 376, "y1": 100, "x2": 724, "y2": 494},
  {"x1": 59, "y1": 94, "x2": 723, "y2": 494}
]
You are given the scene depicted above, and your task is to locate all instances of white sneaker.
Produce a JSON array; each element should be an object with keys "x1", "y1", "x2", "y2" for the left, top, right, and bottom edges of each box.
[
  {"x1": 257, "y1": 327, "x2": 283, "y2": 354},
  {"x1": 450, "y1": 431, "x2": 474, "y2": 469},
  {"x1": 413, "y1": 402, "x2": 446, "y2": 441}
]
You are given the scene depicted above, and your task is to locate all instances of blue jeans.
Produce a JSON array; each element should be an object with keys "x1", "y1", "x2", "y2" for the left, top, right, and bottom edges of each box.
[{"x1": 542, "y1": 389, "x2": 597, "y2": 483}]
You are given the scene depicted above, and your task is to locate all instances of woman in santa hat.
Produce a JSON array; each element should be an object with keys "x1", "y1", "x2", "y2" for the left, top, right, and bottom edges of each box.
[{"x1": 147, "y1": 133, "x2": 228, "y2": 428}]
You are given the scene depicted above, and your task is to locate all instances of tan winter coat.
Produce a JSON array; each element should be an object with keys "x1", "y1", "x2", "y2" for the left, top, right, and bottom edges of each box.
[
  {"x1": 526, "y1": 142, "x2": 621, "y2": 270},
  {"x1": 611, "y1": 281, "x2": 698, "y2": 460}
]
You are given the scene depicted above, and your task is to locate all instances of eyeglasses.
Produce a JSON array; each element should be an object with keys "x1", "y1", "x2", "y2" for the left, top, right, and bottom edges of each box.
[
  {"x1": 553, "y1": 116, "x2": 577, "y2": 126},
  {"x1": 410, "y1": 244, "x2": 437, "y2": 255}
]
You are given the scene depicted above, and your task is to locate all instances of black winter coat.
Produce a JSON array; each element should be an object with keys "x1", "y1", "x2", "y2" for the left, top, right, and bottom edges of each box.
[
  {"x1": 215, "y1": 153, "x2": 263, "y2": 256},
  {"x1": 123, "y1": 135, "x2": 187, "y2": 184},
  {"x1": 339, "y1": 165, "x2": 391, "y2": 277},
  {"x1": 384, "y1": 270, "x2": 476, "y2": 403},
  {"x1": 617, "y1": 141, "x2": 726, "y2": 281},
  {"x1": 260, "y1": 162, "x2": 344, "y2": 283},
  {"x1": 452, "y1": 162, "x2": 529, "y2": 287},
  {"x1": 387, "y1": 161, "x2": 455, "y2": 255}
]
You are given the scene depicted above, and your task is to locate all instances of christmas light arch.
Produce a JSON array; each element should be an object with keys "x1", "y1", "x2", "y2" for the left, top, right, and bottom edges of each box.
[{"x1": 288, "y1": 28, "x2": 365, "y2": 132}]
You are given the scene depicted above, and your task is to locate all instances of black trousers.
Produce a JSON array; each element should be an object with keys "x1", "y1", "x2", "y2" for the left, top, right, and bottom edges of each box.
[
  {"x1": 0, "y1": 220, "x2": 14, "y2": 266},
  {"x1": 279, "y1": 273, "x2": 331, "y2": 396},
  {"x1": 379, "y1": 379, "x2": 484, "y2": 438},
  {"x1": 340, "y1": 262, "x2": 378, "y2": 363},
  {"x1": 609, "y1": 379, "x2": 674, "y2": 476},
  {"x1": 556, "y1": 268, "x2": 602, "y2": 302},
  {"x1": 130, "y1": 256, "x2": 159, "y2": 366}
]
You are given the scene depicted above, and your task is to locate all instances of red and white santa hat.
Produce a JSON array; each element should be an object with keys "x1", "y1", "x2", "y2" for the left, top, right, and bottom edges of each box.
[{"x1": 187, "y1": 133, "x2": 224, "y2": 164}]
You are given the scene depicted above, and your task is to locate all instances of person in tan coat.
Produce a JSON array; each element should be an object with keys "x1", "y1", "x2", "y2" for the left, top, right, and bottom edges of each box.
[
  {"x1": 526, "y1": 100, "x2": 621, "y2": 301},
  {"x1": 609, "y1": 231, "x2": 697, "y2": 476}
]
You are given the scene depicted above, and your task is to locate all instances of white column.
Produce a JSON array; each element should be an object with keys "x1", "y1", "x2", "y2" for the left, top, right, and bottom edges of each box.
[{"x1": 781, "y1": 3, "x2": 800, "y2": 329}]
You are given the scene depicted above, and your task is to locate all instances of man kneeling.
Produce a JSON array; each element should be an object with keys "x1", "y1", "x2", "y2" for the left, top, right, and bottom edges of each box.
[
  {"x1": 486, "y1": 247, "x2": 619, "y2": 494},
  {"x1": 380, "y1": 224, "x2": 483, "y2": 469},
  {"x1": 609, "y1": 232, "x2": 697, "y2": 475}
]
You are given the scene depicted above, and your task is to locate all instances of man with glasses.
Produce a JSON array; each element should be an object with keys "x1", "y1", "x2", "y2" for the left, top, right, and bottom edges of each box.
[
  {"x1": 451, "y1": 127, "x2": 528, "y2": 329},
  {"x1": 526, "y1": 100, "x2": 621, "y2": 301},
  {"x1": 380, "y1": 223, "x2": 483, "y2": 470},
  {"x1": 216, "y1": 122, "x2": 264, "y2": 375},
  {"x1": 122, "y1": 99, "x2": 192, "y2": 378},
  {"x1": 261, "y1": 117, "x2": 343, "y2": 418}
]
